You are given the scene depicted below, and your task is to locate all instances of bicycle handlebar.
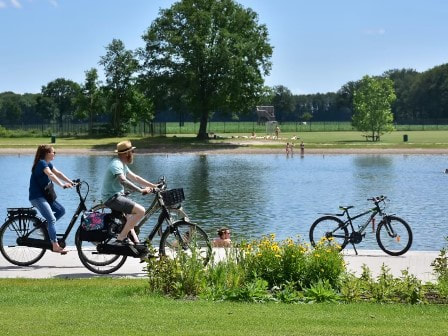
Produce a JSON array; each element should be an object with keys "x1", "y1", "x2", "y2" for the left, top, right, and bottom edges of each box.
[
  {"x1": 367, "y1": 195, "x2": 387, "y2": 203},
  {"x1": 150, "y1": 176, "x2": 167, "y2": 194}
]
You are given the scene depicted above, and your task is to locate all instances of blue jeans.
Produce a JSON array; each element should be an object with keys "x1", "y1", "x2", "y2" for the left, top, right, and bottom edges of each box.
[{"x1": 30, "y1": 197, "x2": 65, "y2": 243}]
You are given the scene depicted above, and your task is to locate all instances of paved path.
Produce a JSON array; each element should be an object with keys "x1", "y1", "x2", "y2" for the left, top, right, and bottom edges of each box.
[{"x1": 0, "y1": 248, "x2": 439, "y2": 281}]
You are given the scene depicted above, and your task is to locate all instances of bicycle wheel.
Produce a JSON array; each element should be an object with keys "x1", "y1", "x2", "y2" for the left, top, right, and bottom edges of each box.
[
  {"x1": 0, "y1": 216, "x2": 47, "y2": 266},
  {"x1": 75, "y1": 227, "x2": 127, "y2": 274},
  {"x1": 376, "y1": 215, "x2": 413, "y2": 256},
  {"x1": 159, "y1": 221, "x2": 212, "y2": 266},
  {"x1": 309, "y1": 216, "x2": 349, "y2": 250}
]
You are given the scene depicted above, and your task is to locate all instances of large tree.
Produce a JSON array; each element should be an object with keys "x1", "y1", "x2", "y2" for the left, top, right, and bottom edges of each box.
[
  {"x1": 41, "y1": 78, "x2": 81, "y2": 126},
  {"x1": 100, "y1": 39, "x2": 139, "y2": 134},
  {"x1": 352, "y1": 75, "x2": 396, "y2": 141},
  {"x1": 139, "y1": 0, "x2": 273, "y2": 139},
  {"x1": 76, "y1": 68, "x2": 104, "y2": 133}
]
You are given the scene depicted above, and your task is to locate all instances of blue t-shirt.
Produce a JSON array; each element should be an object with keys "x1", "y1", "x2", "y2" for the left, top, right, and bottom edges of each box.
[
  {"x1": 29, "y1": 160, "x2": 53, "y2": 200},
  {"x1": 101, "y1": 158, "x2": 132, "y2": 201}
]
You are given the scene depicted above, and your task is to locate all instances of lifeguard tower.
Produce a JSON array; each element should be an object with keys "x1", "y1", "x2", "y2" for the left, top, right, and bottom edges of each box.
[
  {"x1": 256, "y1": 106, "x2": 276, "y2": 124},
  {"x1": 256, "y1": 106, "x2": 277, "y2": 135}
]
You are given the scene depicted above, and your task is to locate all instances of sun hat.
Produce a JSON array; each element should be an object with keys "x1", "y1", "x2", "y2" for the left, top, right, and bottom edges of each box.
[{"x1": 115, "y1": 140, "x2": 136, "y2": 153}]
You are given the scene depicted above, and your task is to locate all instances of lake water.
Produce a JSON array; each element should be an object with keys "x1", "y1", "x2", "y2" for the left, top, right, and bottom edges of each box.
[{"x1": 1, "y1": 153, "x2": 447, "y2": 251}]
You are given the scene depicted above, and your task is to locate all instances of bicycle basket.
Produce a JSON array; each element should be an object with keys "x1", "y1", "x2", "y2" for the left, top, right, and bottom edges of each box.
[{"x1": 161, "y1": 188, "x2": 185, "y2": 206}]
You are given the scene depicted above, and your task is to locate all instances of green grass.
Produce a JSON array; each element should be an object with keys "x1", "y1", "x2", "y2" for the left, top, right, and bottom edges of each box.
[
  {"x1": 0, "y1": 278, "x2": 447, "y2": 336},
  {"x1": 1, "y1": 129, "x2": 448, "y2": 151}
]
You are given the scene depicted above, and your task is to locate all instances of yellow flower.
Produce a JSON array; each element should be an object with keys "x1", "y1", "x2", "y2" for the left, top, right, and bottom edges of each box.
[{"x1": 275, "y1": 254, "x2": 281, "y2": 258}]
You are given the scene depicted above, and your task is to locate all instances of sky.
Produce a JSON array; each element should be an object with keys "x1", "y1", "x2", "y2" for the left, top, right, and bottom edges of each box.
[{"x1": 1, "y1": 0, "x2": 448, "y2": 95}]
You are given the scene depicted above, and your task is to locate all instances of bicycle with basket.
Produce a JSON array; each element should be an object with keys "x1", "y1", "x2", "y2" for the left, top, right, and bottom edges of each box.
[{"x1": 75, "y1": 176, "x2": 212, "y2": 274}]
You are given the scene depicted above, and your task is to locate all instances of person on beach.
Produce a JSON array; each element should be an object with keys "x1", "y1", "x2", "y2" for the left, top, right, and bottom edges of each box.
[
  {"x1": 212, "y1": 227, "x2": 232, "y2": 247},
  {"x1": 29, "y1": 145, "x2": 74, "y2": 254},
  {"x1": 101, "y1": 140, "x2": 159, "y2": 246}
]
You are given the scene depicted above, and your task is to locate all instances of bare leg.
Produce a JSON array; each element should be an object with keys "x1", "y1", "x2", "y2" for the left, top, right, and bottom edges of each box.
[
  {"x1": 129, "y1": 229, "x2": 139, "y2": 243},
  {"x1": 117, "y1": 204, "x2": 145, "y2": 241}
]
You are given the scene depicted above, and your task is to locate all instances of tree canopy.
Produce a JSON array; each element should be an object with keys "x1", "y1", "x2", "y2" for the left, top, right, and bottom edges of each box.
[
  {"x1": 138, "y1": 0, "x2": 273, "y2": 139},
  {"x1": 352, "y1": 75, "x2": 396, "y2": 141}
]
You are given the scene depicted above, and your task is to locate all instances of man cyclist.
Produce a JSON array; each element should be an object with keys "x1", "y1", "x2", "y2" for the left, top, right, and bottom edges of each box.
[{"x1": 101, "y1": 140, "x2": 158, "y2": 245}]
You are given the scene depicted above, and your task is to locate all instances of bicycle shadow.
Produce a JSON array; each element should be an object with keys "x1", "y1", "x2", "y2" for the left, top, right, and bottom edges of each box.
[{"x1": 53, "y1": 272, "x2": 146, "y2": 279}]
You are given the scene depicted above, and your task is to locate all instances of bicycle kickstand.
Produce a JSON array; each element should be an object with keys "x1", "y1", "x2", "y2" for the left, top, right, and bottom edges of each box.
[{"x1": 351, "y1": 243, "x2": 358, "y2": 255}]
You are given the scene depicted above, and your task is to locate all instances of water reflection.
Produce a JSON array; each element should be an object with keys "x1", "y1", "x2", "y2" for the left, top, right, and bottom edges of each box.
[{"x1": 0, "y1": 153, "x2": 447, "y2": 251}]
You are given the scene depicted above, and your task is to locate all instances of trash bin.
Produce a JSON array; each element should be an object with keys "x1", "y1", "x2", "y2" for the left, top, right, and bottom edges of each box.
[
  {"x1": 403, "y1": 134, "x2": 408, "y2": 142},
  {"x1": 51, "y1": 135, "x2": 56, "y2": 143}
]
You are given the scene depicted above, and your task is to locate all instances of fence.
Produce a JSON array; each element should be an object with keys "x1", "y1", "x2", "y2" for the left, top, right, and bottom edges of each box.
[
  {"x1": 168, "y1": 121, "x2": 448, "y2": 134},
  {"x1": 1, "y1": 121, "x2": 166, "y2": 137},
  {"x1": 3, "y1": 121, "x2": 448, "y2": 136}
]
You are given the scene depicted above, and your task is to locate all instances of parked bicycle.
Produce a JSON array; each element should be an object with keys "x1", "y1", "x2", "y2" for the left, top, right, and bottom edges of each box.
[
  {"x1": 75, "y1": 176, "x2": 212, "y2": 274},
  {"x1": 0, "y1": 179, "x2": 88, "y2": 266},
  {"x1": 309, "y1": 196, "x2": 413, "y2": 256}
]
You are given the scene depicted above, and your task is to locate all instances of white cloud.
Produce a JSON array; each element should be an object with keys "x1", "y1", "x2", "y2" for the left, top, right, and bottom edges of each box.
[
  {"x1": 10, "y1": 0, "x2": 22, "y2": 8},
  {"x1": 0, "y1": 1, "x2": 7, "y2": 9},
  {"x1": 48, "y1": 0, "x2": 58, "y2": 7},
  {"x1": 363, "y1": 28, "x2": 386, "y2": 36}
]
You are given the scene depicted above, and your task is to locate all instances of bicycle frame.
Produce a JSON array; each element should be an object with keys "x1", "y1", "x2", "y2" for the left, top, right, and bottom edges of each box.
[
  {"x1": 135, "y1": 190, "x2": 189, "y2": 244},
  {"x1": 19, "y1": 180, "x2": 88, "y2": 249},
  {"x1": 341, "y1": 206, "x2": 381, "y2": 235}
]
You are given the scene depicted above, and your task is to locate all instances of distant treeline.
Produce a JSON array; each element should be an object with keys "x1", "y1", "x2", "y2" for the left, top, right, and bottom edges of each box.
[{"x1": 1, "y1": 64, "x2": 448, "y2": 130}]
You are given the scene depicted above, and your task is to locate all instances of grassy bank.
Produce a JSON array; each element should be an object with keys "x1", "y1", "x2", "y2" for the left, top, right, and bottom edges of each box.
[
  {"x1": 0, "y1": 278, "x2": 447, "y2": 336},
  {"x1": 1, "y1": 130, "x2": 448, "y2": 151}
]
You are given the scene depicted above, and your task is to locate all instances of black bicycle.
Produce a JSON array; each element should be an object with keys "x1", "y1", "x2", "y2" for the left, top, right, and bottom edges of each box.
[
  {"x1": 75, "y1": 177, "x2": 212, "y2": 274},
  {"x1": 0, "y1": 180, "x2": 88, "y2": 266},
  {"x1": 309, "y1": 196, "x2": 413, "y2": 256}
]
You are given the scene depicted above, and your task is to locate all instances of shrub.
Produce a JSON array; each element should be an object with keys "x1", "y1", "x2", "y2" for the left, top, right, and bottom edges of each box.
[
  {"x1": 242, "y1": 235, "x2": 344, "y2": 290},
  {"x1": 145, "y1": 247, "x2": 206, "y2": 298},
  {"x1": 431, "y1": 236, "x2": 448, "y2": 300},
  {"x1": 303, "y1": 279, "x2": 340, "y2": 303}
]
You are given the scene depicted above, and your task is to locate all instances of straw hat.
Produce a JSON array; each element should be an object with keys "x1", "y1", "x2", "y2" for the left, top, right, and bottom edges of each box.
[{"x1": 115, "y1": 140, "x2": 136, "y2": 154}]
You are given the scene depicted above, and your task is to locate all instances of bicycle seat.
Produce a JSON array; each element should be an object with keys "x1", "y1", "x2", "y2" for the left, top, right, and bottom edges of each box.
[{"x1": 339, "y1": 206, "x2": 354, "y2": 211}]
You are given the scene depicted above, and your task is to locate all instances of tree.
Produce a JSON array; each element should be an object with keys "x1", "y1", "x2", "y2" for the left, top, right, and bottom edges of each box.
[
  {"x1": 271, "y1": 85, "x2": 295, "y2": 121},
  {"x1": 383, "y1": 68, "x2": 419, "y2": 122},
  {"x1": 0, "y1": 92, "x2": 22, "y2": 123},
  {"x1": 41, "y1": 78, "x2": 81, "y2": 126},
  {"x1": 352, "y1": 75, "x2": 396, "y2": 141},
  {"x1": 100, "y1": 39, "x2": 139, "y2": 134},
  {"x1": 35, "y1": 95, "x2": 58, "y2": 122},
  {"x1": 76, "y1": 68, "x2": 104, "y2": 133},
  {"x1": 139, "y1": 0, "x2": 272, "y2": 139},
  {"x1": 407, "y1": 64, "x2": 448, "y2": 121}
]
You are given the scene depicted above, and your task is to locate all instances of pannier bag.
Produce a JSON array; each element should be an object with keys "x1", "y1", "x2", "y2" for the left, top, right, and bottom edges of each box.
[
  {"x1": 79, "y1": 211, "x2": 110, "y2": 242},
  {"x1": 81, "y1": 211, "x2": 107, "y2": 231}
]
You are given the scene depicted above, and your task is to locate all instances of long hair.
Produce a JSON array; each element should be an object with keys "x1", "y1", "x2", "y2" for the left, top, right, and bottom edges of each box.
[{"x1": 31, "y1": 145, "x2": 53, "y2": 172}]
